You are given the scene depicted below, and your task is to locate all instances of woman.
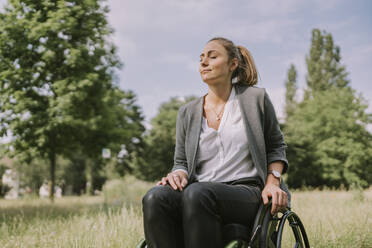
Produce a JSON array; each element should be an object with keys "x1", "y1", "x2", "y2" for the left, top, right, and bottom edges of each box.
[{"x1": 142, "y1": 37, "x2": 290, "y2": 248}]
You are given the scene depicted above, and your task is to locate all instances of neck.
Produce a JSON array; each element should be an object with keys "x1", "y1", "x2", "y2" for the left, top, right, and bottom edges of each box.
[{"x1": 206, "y1": 82, "x2": 232, "y2": 106}]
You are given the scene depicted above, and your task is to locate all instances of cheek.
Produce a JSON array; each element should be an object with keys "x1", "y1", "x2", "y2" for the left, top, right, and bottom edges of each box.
[
  {"x1": 212, "y1": 65, "x2": 228, "y2": 76},
  {"x1": 212, "y1": 59, "x2": 228, "y2": 71}
]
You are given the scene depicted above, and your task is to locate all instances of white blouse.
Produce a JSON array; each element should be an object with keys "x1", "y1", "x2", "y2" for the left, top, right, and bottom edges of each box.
[{"x1": 175, "y1": 86, "x2": 258, "y2": 182}]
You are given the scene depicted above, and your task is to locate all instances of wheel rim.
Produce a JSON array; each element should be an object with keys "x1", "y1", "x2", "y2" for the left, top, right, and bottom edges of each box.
[{"x1": 276, "y1": 211, "x2": 310, "y2": 248}]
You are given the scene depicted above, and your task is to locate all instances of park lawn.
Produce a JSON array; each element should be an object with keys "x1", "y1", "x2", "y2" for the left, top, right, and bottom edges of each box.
[
  {"x1": 0, "y1": 181, "x2": 371, "y2": 248},
  {"x1": 0, "y1": 196, "x2": 143, "y2": 248}
]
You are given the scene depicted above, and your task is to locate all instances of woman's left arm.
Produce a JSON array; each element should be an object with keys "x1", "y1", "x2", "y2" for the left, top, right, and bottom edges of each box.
[
  {"x1": 262, "y1": 90, "x2": 288, "y2": 173},
  {"x1": 262, "y1": 161, "x2": 288, "y2": 215},
  {"x1": 261, "y1": 90, "x2": 288, "y2": 214}
]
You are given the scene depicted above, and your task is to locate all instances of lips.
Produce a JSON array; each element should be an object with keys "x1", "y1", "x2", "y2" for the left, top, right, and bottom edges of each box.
[{"x1": 201, "y1": 69, "x2": 211, "y2": 73}]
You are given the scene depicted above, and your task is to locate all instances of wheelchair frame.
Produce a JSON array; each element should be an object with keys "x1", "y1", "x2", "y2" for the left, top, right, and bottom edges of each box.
[
  {"x1": 136, "y1": 199, "x2": 310, "y2": 248},
  {"x1": 225, "y1": 199, "x2": 310, "y2": 248}
]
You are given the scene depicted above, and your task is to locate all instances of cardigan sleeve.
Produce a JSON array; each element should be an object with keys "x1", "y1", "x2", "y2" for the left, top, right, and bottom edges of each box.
[
  {"x1": 263, "y1": 90, "x2": 289, "y2": 174},
  {"x1": 171, "y1": 105, "x2": 189, "y2": 174}
]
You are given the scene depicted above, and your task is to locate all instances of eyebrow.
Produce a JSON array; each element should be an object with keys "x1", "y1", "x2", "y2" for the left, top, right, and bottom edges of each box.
[{"x1": 200, "y1": 49, "x2": 218, "y2": 57}]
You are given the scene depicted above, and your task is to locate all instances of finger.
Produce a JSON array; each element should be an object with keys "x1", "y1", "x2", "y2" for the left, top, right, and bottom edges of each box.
[
  {"x1": 275, "y1": 191, "x2": 281, "y2": 214},
  {"x1": 271, "y1": 191, "x2": 279, "y2": 215},
  {"x1": 161, "y1": 177, "x2": 168, "y2": 185},
  {"x1": 275, "y1": 191, "x2": 282, "y2": 214},
  {"x1": 173, "y1": 175, "x2": 182, "y2": 190},
  {"x1": 284, "y1": 192, "x2": 288, "y2": 209},
  {"x1": 167, "y1": 175, "x2": 178, "y2": 190},
  {"x1": 181, "y1": 177, "x2": 188, "y2": 187},
  {"x1": 278, "y1": 191, "x2": 283, "y2": 211},
  {"x1": 156, "y1": 181, "x2": 161, "y2": 186},
  {"x1": 262, "y1": 191, "x2": 269, "y2": 205}
]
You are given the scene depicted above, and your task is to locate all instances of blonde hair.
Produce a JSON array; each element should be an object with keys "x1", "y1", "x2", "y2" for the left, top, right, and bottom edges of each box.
[{"x1": 208, "y1": 37, "x2": 258, "y2": 86}]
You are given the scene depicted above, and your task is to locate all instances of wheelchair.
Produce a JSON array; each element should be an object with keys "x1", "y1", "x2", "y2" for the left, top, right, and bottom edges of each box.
[{"x1": 136, "y1": 199, "x2": 310, "y2": 248}]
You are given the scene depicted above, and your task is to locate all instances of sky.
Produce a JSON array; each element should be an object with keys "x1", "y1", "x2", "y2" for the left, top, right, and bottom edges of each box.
[
  {"x1": 105, "y1": 0, "x2": 372, "y2": 128},
  {"x1": 1, "y1": 0, "x2": 372, "y2": 130}
]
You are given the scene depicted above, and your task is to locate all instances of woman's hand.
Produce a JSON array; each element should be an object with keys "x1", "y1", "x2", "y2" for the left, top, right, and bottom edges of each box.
[
  {"x1": 262, "y1": 182, "x2": 288, "y2": 215},
  {"x1": 156, "y1": 170, "x2": 188, "y2": 191}
]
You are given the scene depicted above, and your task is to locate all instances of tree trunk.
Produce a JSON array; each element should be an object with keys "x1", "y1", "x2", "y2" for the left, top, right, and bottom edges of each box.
[
  {"x1": 85, "y1": 159, "x2": 93, "y2": 195},
  {"x1": 49, "y1": 152, "x2": 56, "y2": 202}
]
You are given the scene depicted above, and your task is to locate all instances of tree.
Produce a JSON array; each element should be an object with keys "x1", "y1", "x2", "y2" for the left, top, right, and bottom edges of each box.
[
  {"x1": 305, "y1": 29, "x2": 349, "y2": 98},
  {"x1": 133, "y1": 96, "x2": 197, "y2": 181},
  {"x1": 0, "y1": 0, "x2": 123, "y2": 200},
  {"x1": 285, "y1": 87, "x2": 372, "y2": 189},
  {"x1": 284, "y1": 64, "x2": 298, "y2": 121},
  {"x1": 79, "y1": 89, "x2": 145, "y2": 194},
  {"x1": 284, "y1": 29, "x2": 372, "y2": 189},
  {"x1": 108, "y1": 90, "x2": 146, "y2": 177}
]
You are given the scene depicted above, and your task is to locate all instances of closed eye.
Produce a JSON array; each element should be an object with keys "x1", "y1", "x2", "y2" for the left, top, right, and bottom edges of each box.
[{"x1": 199, "y1": 56, "x2": 217, "y2": 62}]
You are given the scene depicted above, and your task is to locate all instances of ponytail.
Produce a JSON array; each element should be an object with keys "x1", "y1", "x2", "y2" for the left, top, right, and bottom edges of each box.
[
  {"x1": 235, "y1": 46, "x2": 258, "y2": 86},
  {"x1": 208, "y1": 37, "x2": 259, "y2": 86}
]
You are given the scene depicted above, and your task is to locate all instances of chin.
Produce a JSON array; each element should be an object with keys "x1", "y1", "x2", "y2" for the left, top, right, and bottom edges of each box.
[
  {"x1": 202, "y1": 78, "x2": 218, "y2": 86},
  {"x1": 201, "y1": 76, "x2": 211, "y2": 83}
]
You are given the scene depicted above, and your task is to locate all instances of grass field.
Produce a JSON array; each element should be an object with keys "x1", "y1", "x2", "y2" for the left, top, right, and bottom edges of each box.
[{"x1": 1, "y1": 177, "x2": 371, "y2": 248}]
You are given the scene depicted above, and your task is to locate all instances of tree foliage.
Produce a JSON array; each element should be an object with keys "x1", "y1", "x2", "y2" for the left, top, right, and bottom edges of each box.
[
  {"x1": 285, "y1": 87, "x2": 372, "y2": 188},
  {"x1": 133, "y1": 96, "x2": 197, "y2": 181},
  {"x1": 78, "y1": 89, "x2": 145, "y2": 194},
  {"x1": 284, "y1": 64, "x2": 298, "y2": 121},
  {"x1": 0, "y1": 0, "x2": 144, "y2": 198},
  {"x1": 284, "y1": 29, "x2": 372, "y2": 189},
  {"x1": 305, "y1": 29, "x2": 349, "y2": 97}
]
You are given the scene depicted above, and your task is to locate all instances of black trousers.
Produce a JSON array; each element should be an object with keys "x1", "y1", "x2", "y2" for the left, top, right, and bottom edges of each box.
[{"x1": 142, "y1": 177, "x2": 262, "y2": 248}]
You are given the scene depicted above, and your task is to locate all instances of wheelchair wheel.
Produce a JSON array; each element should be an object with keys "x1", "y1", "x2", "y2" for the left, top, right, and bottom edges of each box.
[
  {"x1": 225, "y1": 239, "x2": 249, "y2": 248},
  {"x1": 136, "y1": 203, "x2": 310, "y2": 248},
  {"x1": 135, "y1": 238, "x2": 147, "y2": 248},
  {"x1": 258, "y1": 209, "x2": 279, "y2": 248},
  {"x1": 258, "y1": 209, "x2": 310, "y2": 248}
]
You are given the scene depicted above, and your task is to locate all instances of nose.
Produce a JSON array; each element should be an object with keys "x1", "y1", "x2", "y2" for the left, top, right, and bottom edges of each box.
[{"x1": 200, "y1": 57, "x2": 208, "y2": 67}]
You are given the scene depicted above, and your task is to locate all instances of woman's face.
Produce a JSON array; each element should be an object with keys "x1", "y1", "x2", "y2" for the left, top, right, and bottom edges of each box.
[{"x1": 199, "y1": 41, "x2": 237, "y2": 85}]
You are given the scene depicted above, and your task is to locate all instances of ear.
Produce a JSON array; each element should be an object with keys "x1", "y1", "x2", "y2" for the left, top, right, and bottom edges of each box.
[{"x1": 230, "y1": 58, "x2": 238, "y2": 72}]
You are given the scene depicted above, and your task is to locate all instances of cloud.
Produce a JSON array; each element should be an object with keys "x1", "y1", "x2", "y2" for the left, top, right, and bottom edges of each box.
[
  {"x1": 159, "y1": 52, "x2": 191, "y2": 64},
  {"x1": 244, "y1": 0, "x2": 300, "y2": 16},
  {"x1": 281, "y1": 52, "x2": 307, "y2": 86},
  {"x1": 324, "y1": 17, "x2": 357, "y2": 32},
  {"x1": 0, "y1": 0, "x2": 6, "y2": 9},
  {"x1": 157, "y1": 52, "x2": 200, "y2": 73},
  {"x1": 107, "y1": 0, "x2": 303, "y2": 45},
  {"x1": 106, "y1": 0, "x2": 219, "y2": 33},
  {"x1": 344, "y1": 44, "x2": 372, "y2": 66},
  {"x1": 221, "y1": 19, "x2": 298, "y2": 44},
  {"x1": 311, "y1": 0, "x2": 347, "y2": 13},
  {"x1": 114, "y1": 36, "x2": 138, "y2": 58}
]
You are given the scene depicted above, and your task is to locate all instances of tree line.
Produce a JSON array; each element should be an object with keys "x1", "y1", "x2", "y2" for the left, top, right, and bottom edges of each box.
[{"x1": 0, "y1": 1, "x2": 371, "y2": 200}]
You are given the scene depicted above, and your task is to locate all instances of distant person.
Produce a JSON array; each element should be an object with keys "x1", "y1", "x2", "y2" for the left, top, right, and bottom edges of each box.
[
  {"x1": 39, "y1": 182, "x2": 62, "y2": 198},
  {"x1": 55, "y1": 185, "x2": 62, "y2": 198},
  {"x1": 142, "y1": 37, "x2": 290, "y2": 248},
  {"x1": 39, "y1": 182, "x2": 49, "y2": 198}
]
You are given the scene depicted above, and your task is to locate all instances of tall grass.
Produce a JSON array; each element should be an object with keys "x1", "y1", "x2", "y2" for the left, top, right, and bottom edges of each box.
[
  {"x1": 0, "y1": 176, "x2": 371, "y2": 247},
  {"x1": 289, "y1": 188, "x2": 372, "y2": 248}
]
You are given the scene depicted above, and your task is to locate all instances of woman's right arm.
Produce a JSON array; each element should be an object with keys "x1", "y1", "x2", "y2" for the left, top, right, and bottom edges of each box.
[{"x1": 156, "y1": 106, "x2": 189, "y2": 191}]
